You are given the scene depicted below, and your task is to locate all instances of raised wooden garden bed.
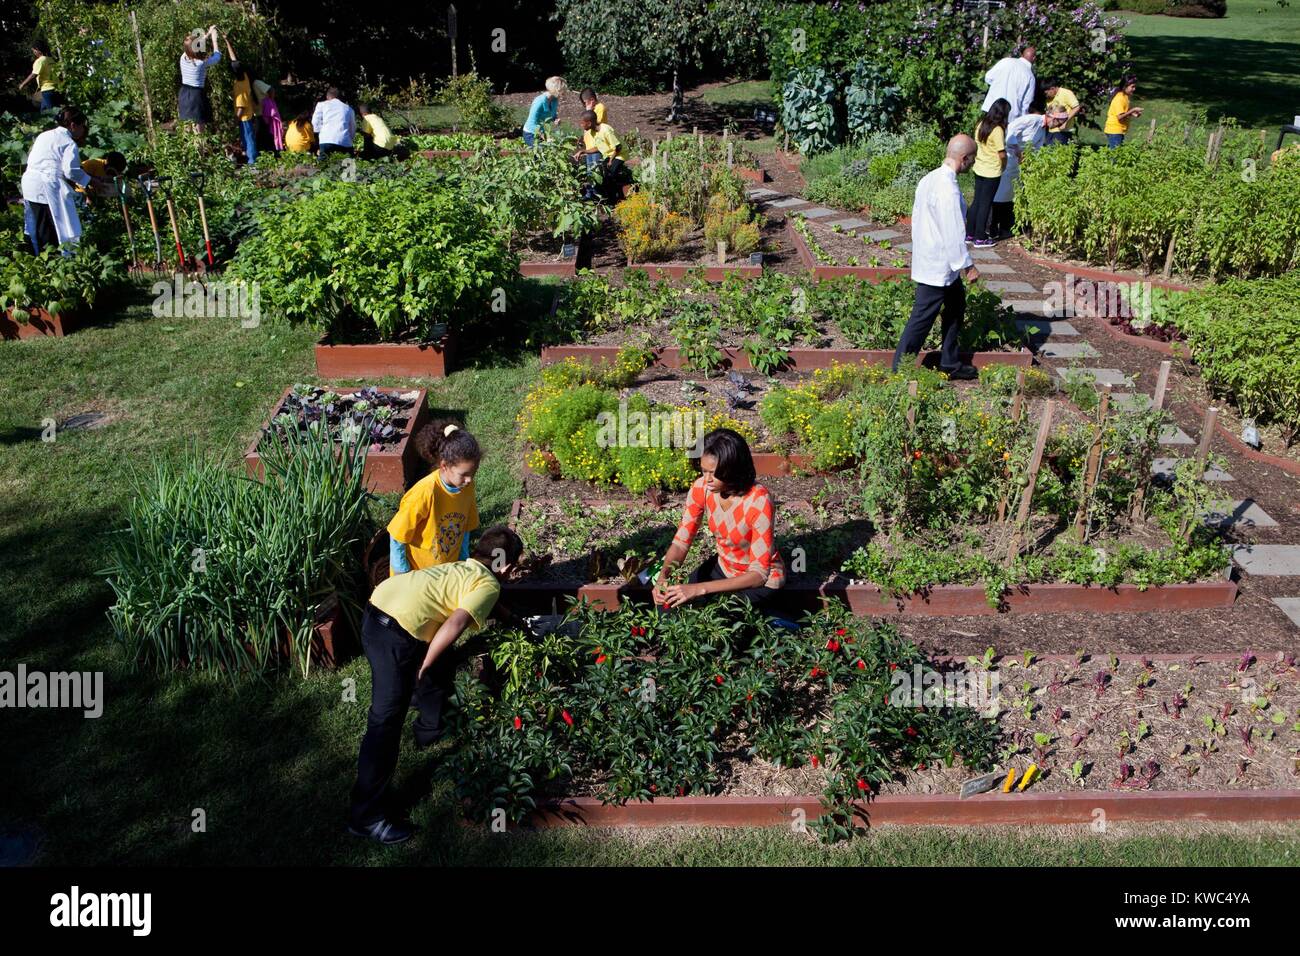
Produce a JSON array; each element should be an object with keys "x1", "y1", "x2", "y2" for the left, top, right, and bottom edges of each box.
[
  {"x1": 521, "y1": 788, "x2": 1300, "y2": 829},
  {"x1": 244, "y1": 385, "x2": 429, "y2": 494},
  {"x1": 314, "y1": 335, "x2": 454, "y2": 379},
  {"x1": 1, "y1": 307, "x2": 79, "y2": 340},
  {"x1": 785, "y1": 219, "x2": 911, "y2": 282},
  {"x1": 1005, "y1": 244, "x2": 1197, "y2": 292},
  {"x1": 520, "y1": 261, "x2": 578, "y2": 278},
  {"x1": 539, "y1": 344, "x2": 1032, "y2": 372}
]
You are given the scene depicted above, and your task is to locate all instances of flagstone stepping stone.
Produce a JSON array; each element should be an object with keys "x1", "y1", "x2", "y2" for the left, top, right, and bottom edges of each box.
[
  {"x1": 976, "y1": 262, "x2": 1014, "y2": 274},
  {"x1": 1231, "y1": 545, "x2": 1300, "y2": 576},
  {"x1": 1038, "y1": 341, "x2": 1099, "y2": 359},
  {"x1": 985, "y1": 280, "x2": 1037, "y2": 294},
  {"x1": 801, "y1": 207, "x2": 837, "y2": 218},
  {"x1": 1112, "y1": 393, "x2": 1152, "y2": 411},
  {"x1": 1151, "y1": 458, "x2": 1233, "y2": 481},
  {"x1": 895, "y1": 242, "x2": 912, "y2": 251},
  {"x1": 970, "y1": 247, "x2": 1002, "y2": 260},
  {"x1": 831, "y1": 217, "x2": 871, "y2": 230},
  {"x1": 746, "y1": 188, "x2": 780, "y2": 199},
  {"x1": 1272, "y1": 598, "x2": 1300, "y2": 628},
  {"x1": 769, "y1": 197, "x2": 810, "y2": 208},
  {"x1": 1058, "y1": 367, "x2": 1132, "y2": 387},
  {"x1": 1003, "y1": 299, "x2": 1076, "y2": 318},
  {"x1": 1159, "y1": 425, "x2": 1194, "y2": 445},
  {"x1": 1202, "y1": 499, "x2": 1277, "y2": 530},
  {"x1": 864, "y1": 228, "x2": 902, "y2": 241},
  {"x1": 1016, "y1": 318, "x2": 1079, "y2": 336}
]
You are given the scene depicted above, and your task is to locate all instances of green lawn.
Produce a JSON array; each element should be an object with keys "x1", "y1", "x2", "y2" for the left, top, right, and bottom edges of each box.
[{"x1": 1093, "y1": 1, "x2": 1300, "y2": 143}]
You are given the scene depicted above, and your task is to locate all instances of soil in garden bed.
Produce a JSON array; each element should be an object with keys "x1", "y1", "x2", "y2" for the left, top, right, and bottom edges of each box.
[
  {"x1": 583, "y1": 210, "x2": 797, "y2": 273},
  {"x1": 256, "y1": 384, "x2": 421, "y2": 455},
  {"x1": 796, "y1": 216, "x2": 911, "y2": 270},
  {"x1": 512, "y1": 489, "x2": 869, "y2": 589},
  {"x1": 534, "y1": 653, "x2": 1299, "y2": 800}
]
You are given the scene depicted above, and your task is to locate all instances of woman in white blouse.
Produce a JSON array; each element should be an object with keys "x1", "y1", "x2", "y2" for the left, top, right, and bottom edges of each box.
[
  {"x1": 179, "y1": 25, "x2": 221, "y2": 132},
  {"x1": 21, "y1": 107, "x2": 109, "y2": 254}
]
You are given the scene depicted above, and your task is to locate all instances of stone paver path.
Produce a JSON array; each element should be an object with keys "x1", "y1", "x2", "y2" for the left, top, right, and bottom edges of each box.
[{"x1": 1231, "y1": 546, "x2": 1300, "y2": 576}]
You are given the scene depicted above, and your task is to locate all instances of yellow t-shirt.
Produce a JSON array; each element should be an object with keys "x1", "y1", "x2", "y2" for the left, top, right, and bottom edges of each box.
[
  {"x1": 1105, "y1": 92, "x2": 1131, "y2": 135},
  {"x1": 33, "y1": 56, "x2": 56, "y2": 92},
  {"x1": 591, "y1": 102, "x2": 607, "y2": 125},
  {"x1": 232, "y1": 74, "x2": 256, "y2": 121},
  {"x1": 583, "y1": 123, "x2": 622, "y2": 160},
  {"x1": 285, "y1": 120, "x2": 315, "y2": 152},
  {"x1": 75, "y1": 157, "x2": 111, "y2": 194},
  {"x1": 1046, "y1": 87, "x2": 1079, "y2": 132},
  {"x1": 361, "y1": 113, "x2": 397, "y2": 150},
  {"x1": 387, "y1": 471, "x2": 479, "y2": 571},
  {"x1": 973, "y1": 123, "x2": 1006, "y2": 178},
  {"x1": 369, "y1": 560, "x2": 501, "y2": 643}
]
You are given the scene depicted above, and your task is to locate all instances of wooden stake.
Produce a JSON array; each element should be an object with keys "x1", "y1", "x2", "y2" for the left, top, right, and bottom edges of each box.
[
  {"x1": 904, "y1": 379, "x2": 919, "y2": 431},
  {"x1": 1162, "y1": 226, "x2": 1178, "y2": 280},
  {"x1": 996, "y1": 370, "x2": 1028, "y2": 522},
  {"x1": 130, "y1": 11, "x2": 156, "y2": 146},
  {"x1": 1073, "y1": 386, "x2": 1112, "y2": 541},
  {"x1": 1005, "y1": 400, "x2": 1055, "y2": 567},
  {"x1": 717, "y1": 240, "x2": 727, "y2": 265},
  {"x1": 1128, "y1": 361, "x2": 1172, "y2": 523},
  {"x1": 1146, "y1": 117, "x2": 1157, "y2": 144},
  {"x1": 1179, "y1": 406, "x2": 1218, "y2": 541}
]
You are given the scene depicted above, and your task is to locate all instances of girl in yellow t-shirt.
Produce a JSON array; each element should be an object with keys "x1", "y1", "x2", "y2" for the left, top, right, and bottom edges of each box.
[
  {"x1": 285, "y1": 110, "x2": 316, "y2": 153},
  {"x1": 1105, "y1": 76, "x2": 1142, "y2": 148},
  {"x1": 387, "y1": 420, "x2": 481, "y2": 575},
  {"x1": 968, "y1": 97, "x2": 1009, "y2": 247}
]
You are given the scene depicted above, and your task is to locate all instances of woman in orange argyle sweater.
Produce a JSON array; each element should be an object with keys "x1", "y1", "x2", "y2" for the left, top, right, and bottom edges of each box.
[{"x1": 652, "y1": 429, "x2": 784, "y2": 612}]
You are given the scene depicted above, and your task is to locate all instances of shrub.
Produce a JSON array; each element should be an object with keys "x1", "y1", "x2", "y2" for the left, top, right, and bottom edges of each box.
[
  {"x1": 703, "y1": 195, "x2": 760, "y2": 258},
  {"x1": 639, "y1": 136, "x2": 748, "y2": 224},
  {"x1": 0, "y1": 245, "x2": 122, "y2": 320},
  {"x1": 612, "y1": 191, "x2": 690, "y2": 263},
  {"x1": 1166, "y1": 273, "x2": 1300, "y2": 446},
  {"x1": 229, "y1": 168, "x2": 516, "y2": 342},
  {"x1": 103, "y1": 431, "x2": 373, "y2": 678},
  {"x1": 439, "y1": 73, "x2": 515, "y2": 133}
]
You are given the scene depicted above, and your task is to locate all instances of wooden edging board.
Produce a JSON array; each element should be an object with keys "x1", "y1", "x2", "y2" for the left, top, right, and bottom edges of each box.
[
  {"x1": 1, "y1": 307, "x2": 78, "y2": 340},
  {"x1": 785, "y1": 219, "x2": 912, "y2": 282},
  {"x1": 314, "y1": 336, "x2": 454, "y2": 379}
]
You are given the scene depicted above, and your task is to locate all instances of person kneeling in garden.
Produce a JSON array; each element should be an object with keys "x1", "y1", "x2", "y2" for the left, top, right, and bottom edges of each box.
[
  {"x1": 347, "y1": 526, "x2": 525, "y2": 845},
  {"x1": 652, "y1": 429, "x2": 783, "y2": 613},
  {"x1": 572, "y1": 109, "x2": 629, "y2": 202}
]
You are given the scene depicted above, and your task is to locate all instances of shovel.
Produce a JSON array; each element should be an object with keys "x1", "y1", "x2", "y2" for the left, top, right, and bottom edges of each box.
[
  {"x1": 138, "y1": 176, "x2": 164, "y2": 271},
  {"x1": 189, "y1": 170, "x2": 215, "y2": 268},
  {"x1": 115, "y1": 176, "x2": 140, "y2": 272},
  {"x1": 158, "y1": 176, "x2": 186, "y2": 271}
]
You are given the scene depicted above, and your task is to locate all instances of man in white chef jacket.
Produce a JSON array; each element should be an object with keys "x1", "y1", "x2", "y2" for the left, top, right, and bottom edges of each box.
[
  {"x1": 981, "y1": 46, "x2": 1037, "y2": 122},
  {"x1": 20, "y1": 107, "x2": 108, "y2": 255},
  {"x1": 891, "y1": 135, "x2": 982, "y2": 380}
]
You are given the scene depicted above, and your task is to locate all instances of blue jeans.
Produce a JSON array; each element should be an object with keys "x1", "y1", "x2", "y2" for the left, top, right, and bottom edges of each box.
[
  {"x1": 1107, "y1": 133, "x2": 1126, "y2": 148},
  {"x1": 22, "y1": 201, "x2": 40, "y2": 253},
  {"x1": 40, "y1": 90, "x2": 60, "y2": 111},
  {"x1": 1045, "y1": 130, "x2": 1073, "y2": 146},
  {"x1": 240, "y1": 118, "x2": 258, "y2": 165},
  {"x1": 522, "y1": 130, "x2": 536, "y2": 147}
]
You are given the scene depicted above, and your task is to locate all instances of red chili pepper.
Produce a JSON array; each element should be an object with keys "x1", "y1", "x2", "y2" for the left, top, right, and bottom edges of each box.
[
  {"x1": 913, "y1": 450, "x2": 923, "y2": 460},
  {"x1": 513, "y1": 716, "x2": 522, "y2": 730},
  {"x1": 649, "y1": 784, "x2": 657, "y2": 793},
  {"x1": 715, "y1": 674, "x2": 724, "y2": 685},
  {"x1": 595, "y1": 654, "x2": 607, "y2": 665},
  {"x1": 917, "y1": 763, "x2": 927, "y2": 771},
  {"x1": 826, "y1": 639, "x2": 840, "y2": 652},
  {"x1": 561, "y1": 710, "x2": 574, "y2": 726},
  {"x1": 905, "y1": 726, "x2": 918, "y2": 737},
  {"x1": 889, "y1": 662, "x2": 898, "y2": 671},
  {"x1": 856, "y1": 778, "x2": 868, "y2": 791},
  {"x1": 856, "y1": 659, "x2": 866, "y2": 670},
  {"x1": 835, "y1": 628, "x2": 847, "y2": 637},
  {"x1": 810, "y1": 755, "x2": 820, "y2": 768},
  {"x1": 676, "y1": 785, "x2": 685, "y2": 796},
  {"x1": 746, "y1": 692, "x2": 753, "y2": 701},
  {"x1": 810, "y1": 666, "x2": 821, "y2": 678}
]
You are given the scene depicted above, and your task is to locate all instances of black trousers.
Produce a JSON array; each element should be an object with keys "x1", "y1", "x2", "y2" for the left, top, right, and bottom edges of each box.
[
  {"x1": 26, "y1": 201, "x2": 58, "y2": 254},
  {"x1": 361, "y1": 138, "x2": 392, "y2": 161},
  {"x1": 348, "y1": 606, "x2": 456, "y2": 828},
  {"x1": 319, "y1": 142, "x2": 354, "y2": 159},
  {"x1": 687, "y1": 555, "x2": 781, "y2": 612},
  {"x1": 892, "y1": 278, "x2": 965, "y2": 372},
  {"x1": 966, "y1": 172, "x2": 1000, "y2": 241},
  {"x1": 991, "y1": 200, "x2": 1014, "y2": 238}
]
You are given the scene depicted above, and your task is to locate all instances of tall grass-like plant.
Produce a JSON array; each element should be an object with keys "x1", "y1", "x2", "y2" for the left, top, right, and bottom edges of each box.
[{"x1": 103, "y1": 430, "x2": 373, "y2": 679}]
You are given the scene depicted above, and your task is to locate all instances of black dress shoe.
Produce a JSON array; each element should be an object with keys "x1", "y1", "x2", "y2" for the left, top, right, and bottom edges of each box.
[
  {"x1": 346, "y1": 818, "x2": 415, "y2": 845},
  {"x1": 942, "y1": 364, "x2": 979, "y2": 381}
]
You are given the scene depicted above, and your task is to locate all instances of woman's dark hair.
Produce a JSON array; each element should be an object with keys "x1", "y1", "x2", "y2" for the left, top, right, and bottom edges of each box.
[
  {"x1": 103, "y1": 151, "x2": 127, "y2": 173},
  {"x1": 976, "y1": 98, "x2": 1010, "y2": 142},
  {"x1": 1118, "y1": 74, "x2": 1138, "y2": 91},
  {"x1": 414, "y1": 417, "x2": 482, "y2": 468},
  {"x1": 471, "y1": 526, "x2": 524, "y2": 567},
  {"x1": 700, "y1": 428, "x2": 755, "y2": 495},
  {"x1": 32, "y1": 41, "x2": 49, "y2": 56},
  {"x1": 57, "y1": 106, "x2": 87, "y2": 129},
  {"x1": 580, "y1": 88, "x2": 597, "y2": 102},
  {"x1": 231, "y1": 60, "x2": 251, "y2": 83},
  {"x1": 293, "y1": 108, "x2": 312, "y2": 126}
]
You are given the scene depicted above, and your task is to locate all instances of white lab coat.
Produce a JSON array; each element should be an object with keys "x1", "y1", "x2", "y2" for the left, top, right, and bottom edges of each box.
[
  {"x1": 981, "y1": 56, "x2": 1036, "y2": 121},
  {"x1": 995, "y1": 113, "x2": 1048, "y2": 204},
  {"x1": 20, "y1": 127, "x2": 91, "y2": 247}
]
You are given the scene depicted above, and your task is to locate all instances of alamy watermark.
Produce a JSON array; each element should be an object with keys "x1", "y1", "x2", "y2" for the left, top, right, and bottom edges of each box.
[
  {"x1": 1, "y1": 664, "x2": 103, "y2": 718},
  {"x1": 595, "y1": 401, "x2": 709, "y2": 458},
  {"x1": 1043, "y1": 276, "x2": 1153, "y2": 322},
  {"x1": 889, "y1": 664, "x2": 1000, "y2": 718},
  {"x1": 151, "y1": 276, "x2": 261, "y2": 328}
]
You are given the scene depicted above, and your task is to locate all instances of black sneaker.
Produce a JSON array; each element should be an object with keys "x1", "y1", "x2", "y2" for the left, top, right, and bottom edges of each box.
[
  {"x1": 346, "y1": 818, "x2": 415, "y2": 845},
  {"x1": 943, "y1": 364, "x2": 979, "y2": 381}
]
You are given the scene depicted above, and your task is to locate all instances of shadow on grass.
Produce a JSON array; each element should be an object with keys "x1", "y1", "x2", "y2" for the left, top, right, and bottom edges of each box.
[{"x1": 1130, "y1": 35, "x2": 1300, "y2": 128}]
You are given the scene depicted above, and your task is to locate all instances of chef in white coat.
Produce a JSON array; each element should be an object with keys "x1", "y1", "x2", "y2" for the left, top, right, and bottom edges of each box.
[
  {"x1": 20, "y1": 107, "x2": 106, "y2": 254},
  {"x1": 989, "y1": 109, "x2": 1051, "y2": 239},
  {"x1": 981, "y1": 46, "x2": 1037, "y2": 122}
]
